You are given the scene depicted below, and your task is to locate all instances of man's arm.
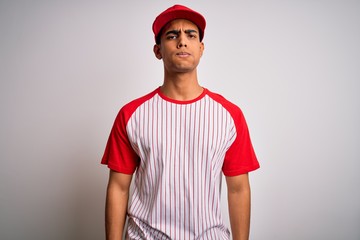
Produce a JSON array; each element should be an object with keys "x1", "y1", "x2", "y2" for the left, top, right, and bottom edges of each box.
[
  {"x1": 226, "y1": 173, "x2": 251, "y2": 240},
  {"x1": 105, "y1": 170, "x2": 133, "y2": 240}
]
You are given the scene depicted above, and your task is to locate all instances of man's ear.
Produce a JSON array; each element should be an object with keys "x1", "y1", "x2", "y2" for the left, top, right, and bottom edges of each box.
[
  {"x1": 200, "y1": 42, "x2": 204, "y2": 57},
  {"x1": 153, "y1": 44, "x2": 162, "y2": 60}
]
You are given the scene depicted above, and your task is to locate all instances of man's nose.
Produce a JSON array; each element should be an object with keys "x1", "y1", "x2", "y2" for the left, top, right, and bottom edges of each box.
[{"x1": 177, "y1": 33, "x2": 187, "y2": 48}]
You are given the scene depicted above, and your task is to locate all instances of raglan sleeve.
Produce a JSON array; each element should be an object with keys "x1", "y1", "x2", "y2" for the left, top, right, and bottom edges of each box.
[
  {"x1": 222, "y1": 106, "x2": 260, "y2": 176},
  {"x1": 101, "y1": 107, "x2": 139, "y2": 174}
]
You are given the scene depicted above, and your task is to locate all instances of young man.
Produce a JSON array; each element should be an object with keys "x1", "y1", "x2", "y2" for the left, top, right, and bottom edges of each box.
[{"x1": 102, "y1": 5, "x2": 260, "y2": 240}]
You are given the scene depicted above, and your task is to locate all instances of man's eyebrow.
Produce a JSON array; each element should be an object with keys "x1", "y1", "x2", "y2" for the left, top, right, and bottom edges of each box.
[
  {"x1": 184, "y1": 29, "x2": 198, "y2": 34},
  {"x1": 165, "y1": 29, "x2": 198, "y2": 35},
  {"x1": 165, "y1": 30, "x2": 180, "y2": 35}
]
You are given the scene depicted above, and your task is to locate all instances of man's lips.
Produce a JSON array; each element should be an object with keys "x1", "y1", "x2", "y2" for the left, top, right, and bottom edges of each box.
[{"x1": 176, "y1": 52, "x2": 191, "y2": 57}]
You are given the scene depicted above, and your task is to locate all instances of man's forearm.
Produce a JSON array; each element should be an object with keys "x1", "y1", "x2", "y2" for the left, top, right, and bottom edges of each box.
[
  {"x1": 105, "y1": 184, "x2": 129, "y2": 240},
  {"x1": 227, "y1": 177, "x2": 251, "y2": 240},
  {"x1": 228, "y1": 189, "x2": 251, "y2": 240}
]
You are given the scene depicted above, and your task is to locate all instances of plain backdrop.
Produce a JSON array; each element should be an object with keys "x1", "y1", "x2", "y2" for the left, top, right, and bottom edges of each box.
[{"x1": 1, "y1": 0, "x2": 359, "y2": 239}]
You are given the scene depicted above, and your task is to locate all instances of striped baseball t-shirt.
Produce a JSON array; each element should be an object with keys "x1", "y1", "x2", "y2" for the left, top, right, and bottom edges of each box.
[{"x1": 102, "y1": 87, "x2": 260, "y2": 239}]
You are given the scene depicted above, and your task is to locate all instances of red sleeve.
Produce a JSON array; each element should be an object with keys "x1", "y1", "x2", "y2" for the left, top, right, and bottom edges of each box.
[
  {"x1": 101, "y1": 107, "x2": 139, "y2": 174},
  {"x1": 221, "y1": 104, "x2": 260, "y2": 176}
]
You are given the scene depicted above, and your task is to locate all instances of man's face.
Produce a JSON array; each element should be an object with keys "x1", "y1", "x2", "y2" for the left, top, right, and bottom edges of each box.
[{"x1": 154, "y1": 19, "x2": 204, "y2": 74}]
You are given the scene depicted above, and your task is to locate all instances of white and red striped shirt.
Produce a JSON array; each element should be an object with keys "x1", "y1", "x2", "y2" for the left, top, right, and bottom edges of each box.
[{"x1": 102, "y1": 87, "x2": 259, "y2": 239}]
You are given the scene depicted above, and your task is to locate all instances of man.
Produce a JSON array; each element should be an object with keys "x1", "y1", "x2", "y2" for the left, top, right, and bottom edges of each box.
[{"x1": 102, "y1": 5, "x2": 260, "y2": 240}]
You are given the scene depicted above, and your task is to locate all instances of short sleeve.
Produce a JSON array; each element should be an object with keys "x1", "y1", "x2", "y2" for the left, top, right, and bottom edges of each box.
[
  {"x1": 101, "y1": 108, "x2": 139, "y2": 174},
  {"x1": 222, "y1": 106, "x2": 260, "y2": 176}
]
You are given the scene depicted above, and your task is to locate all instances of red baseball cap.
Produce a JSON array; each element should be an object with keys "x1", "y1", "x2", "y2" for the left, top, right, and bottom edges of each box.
[{"x1": 152, "y1": 5, "x2": 206, "y2": 44}]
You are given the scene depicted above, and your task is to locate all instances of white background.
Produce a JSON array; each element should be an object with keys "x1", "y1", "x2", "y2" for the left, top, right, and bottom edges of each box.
[{"x1": 1, "y1": 0, "x2": 359, "y2": 239}]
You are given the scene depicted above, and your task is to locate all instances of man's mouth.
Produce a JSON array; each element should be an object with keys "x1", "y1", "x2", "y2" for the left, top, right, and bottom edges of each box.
[{"x1": 176, "y1": 52, "x2": 191, "y2": 57}]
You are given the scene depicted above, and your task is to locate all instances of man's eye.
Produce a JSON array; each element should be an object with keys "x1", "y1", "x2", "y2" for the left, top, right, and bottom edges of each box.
[{"x1": 167, "y1": 35, "x2": 177, "y2": 40}]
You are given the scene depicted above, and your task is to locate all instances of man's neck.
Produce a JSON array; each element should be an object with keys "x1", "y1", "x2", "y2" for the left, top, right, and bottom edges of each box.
[{"x1": 161, "y1": 71, "x2": 203, "y2": 101}]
